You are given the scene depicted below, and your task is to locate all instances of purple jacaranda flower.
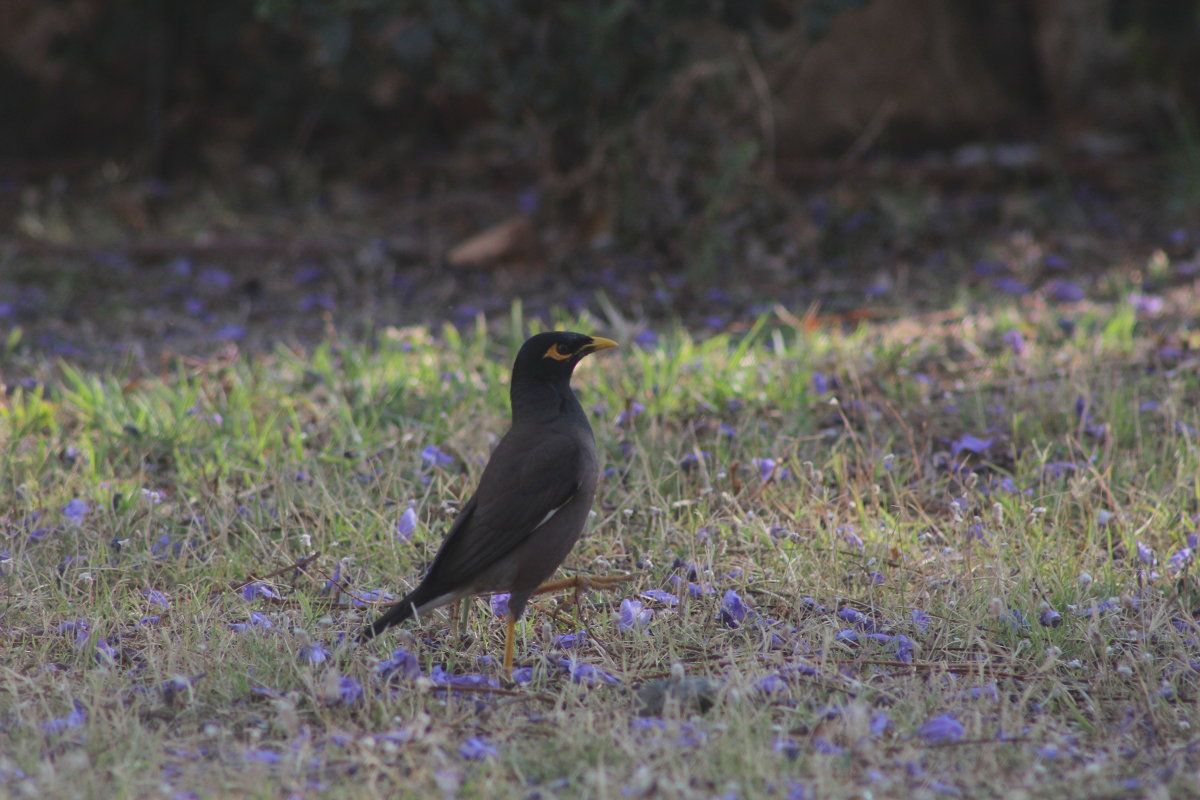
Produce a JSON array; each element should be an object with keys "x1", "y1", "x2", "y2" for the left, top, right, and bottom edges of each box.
[
  {"x1": 640, "y1": 589, "x2": 679, "y2": 606},
  {"x1": 919, "y1": 713, "x2": 965, "y2": 744},
  {"x1": 965, "y1": 523, "x2": 986, "y2": 542},
  {"x1": 1002, "y1": 328, "x2": 1026, "y2": 356},
  {"x1": 197, "y1": 267, "x2": 232, "y2": 292},
  {"x1": 835, "y1": 630, "x2": 859, "y2": 644},
  {"x1": 911, "y1": 608, "x2": 931, "y2": 633},
  {"x1": 459, "y1": 737, "x2": 497, "y2": 760},
  {"x1": 1043, "y1": 461, "x2": 1078, "y2": 480},
  {"x1": 396, "y1": 507, "x2": 418, "y2": 541},
  {"x1": 617, "y1": 599, "x2": 652, "y2": 632},
  {"x1": 1169, "y1": 547, "x2": 1194, "y2": 576},
  {"x1": 213, "y1": 324, "x2": 246, "y2": 341},
  {"x1": 973, "y1": 260, "x2": 1002, "y2": 277},
  {"x1": 952, "y1": 434, "x2": 993, "y2": 457},
  {"x1": 420, "y1": 445, "x2": 454, "y2": 468},
  {"x1": 752, "y1": 458, "x2": 776, "y2": 482},
  {"x1": 511, "y1": 667, "x2": 533, "y2": 684},
  {"x1": 1046, "y1": 279, "x2": 1085, "y2": 303},
  {"x1": 377, "y1": 647, "x2": 421, "y2": 680},
  {"x1": 677, "y1": 722, "x2": 707, "y2": 748},
  {"x1": 42, "y1": 699, "x2": 86, "y2": 735},
  {"x1": 1075, "y1": 599, "x2": 1120, "y2": 617},
  {"x1": 718, "y1": 423, "x2": 736, "y2": 439},
  {"x1": 552, "y1": 632, "x2": 587, "y2": 649},
  {"x1": 59, "y1": 619, "x2": 91, "y2": 648},
  {"x1": 1139, "y1": 400, "x2": 1159, "y2": 413},
  {"x1": 160, "y1": 673, "x2": 204, "y2": 704},
  {"x1": 299, "y1": 642, "x2": 330, "y2": 664},
  {"x1": 491, "y1": 593, "x2": 510, "y2": 617},
  {"x1": 1005, "y1": 609, "x2": 1031, "y2": 633},
  {"x1": 813, "y1": 737, "x2": 843, "y2": 755},
  {"x1": 151, "y1": 531, "x2": 173, "y2": 557},
  {"x1": 839, "y1": 525, "x2": 864, "y2": 549},
  {"x1": 837, "y1": 607, "x2": 878, "y2": 632},
  {"x1": 667, "y1": 575, "x2": 712, "y2": 598},
  {"x1": 616, "y1": 402, "x2": 646, "y2": 427},
  {"x1": 1128, "y1": 293, "x2": 1164, "y2": 315},
  {"x1": 240, "y1": 582, "x2": 281, "y2": 602},
  {"x1": 319, "y1": 560, "x2": 343, "y2": 596},
  {"x1": 347, "y1": 588, "x2": 394, "y2": 608},
  {"x1": 758, "y1": 674, "x2": 787, "y2": 694},
  {"x1": 787, "y1": 783, "x2": 808, "y2": 800},
  {"x1": 811, "y1": 372, "x2": 829, "y2": 395},
  {"x1": 1136, "y1": 540, "x2": 1156, "y2": 566},
  {"x1": 634, "y1": 330, "x2": 659, "y2": 348},
  {"x1": 230, "y1": 611, "x2": 273, "y2": 632},
  {"x1": 993, "y1": 277, "x2": 1029, "y2": 295},
  {"x1": 336, "y1": 675, "x2": 363, "y2": 704},
  {"x1": 1038, "y1": 608, "x2": 1063, "y2": 627},
  {"x1": 773, "y1": 738, "x2": 801, "y2": 759},
  {"x1": 94, "y1": 637, "x2": 118, "y2": 664},
  {"x1": 867, "y1": 570, "x2": 885, "y2": 585},
  {"x1": 557, "y1": 658, "x2": 620, "y2": 685},
  {"x1": 960, "y1": 683, "x2": 1000, "y2": 703},
  {"x1": 142, "y1": 588, "x2": 170, "y2": 608},
  {"x1": 1044, "y1": 253, "x2": 1070, "y2": 271},
  {"x1": 870, "y1": 711, "x2": 891, "y2": 736},
  {"x1": 430, "y1": 665, "x2": 500, "y2": 689},
  {"x1": 244, "y1": 748, "x2": 280, "y2": 765},
  {"x1": 62, "y1": 498, "x2": 89, "y2": 525},
  {"x1": 299, "y1": 293, "x2": 335, "y2": 313},
  {"x1": 720, "y1": 589, "x2": 749, "y2": 627},
  {"x1": 892, "y1": 634, "x2": 914, "y2": 662}
]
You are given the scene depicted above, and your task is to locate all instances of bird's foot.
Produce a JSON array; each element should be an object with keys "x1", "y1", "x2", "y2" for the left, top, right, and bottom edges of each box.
[{"x1": 530, "y1": 573, "x2": 633, "y2": 598}]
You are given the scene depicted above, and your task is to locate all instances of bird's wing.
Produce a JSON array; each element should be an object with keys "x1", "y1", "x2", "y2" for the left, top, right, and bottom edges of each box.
[{"x1": 422, "y1": 427, "x2": 588, "y2": 588}]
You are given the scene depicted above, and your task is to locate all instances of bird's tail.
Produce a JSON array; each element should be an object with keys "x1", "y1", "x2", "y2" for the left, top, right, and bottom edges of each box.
[{"x1": 359, "y1": 590, "x2": 420, "y2": 641}]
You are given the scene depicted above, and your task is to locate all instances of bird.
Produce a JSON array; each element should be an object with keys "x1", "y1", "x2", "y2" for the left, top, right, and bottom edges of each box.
[{"x1": 361, "y1": 331, "x2": 620, "y2": 678}]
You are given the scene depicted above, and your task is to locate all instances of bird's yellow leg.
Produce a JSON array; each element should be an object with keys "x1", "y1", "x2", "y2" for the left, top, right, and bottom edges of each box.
[{"x1": 503, "y1": 614, "x2": 516, "y2": 681}]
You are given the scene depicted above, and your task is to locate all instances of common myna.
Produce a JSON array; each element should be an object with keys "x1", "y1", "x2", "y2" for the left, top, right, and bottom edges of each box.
[{"x1": 361, "y1": 331, "x2": 619, "y2": 677}]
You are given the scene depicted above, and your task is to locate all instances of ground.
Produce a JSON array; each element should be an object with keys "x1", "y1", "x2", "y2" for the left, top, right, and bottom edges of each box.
[{"x1": 2, "y1": 160, "x2": 1200, "y2": 798}]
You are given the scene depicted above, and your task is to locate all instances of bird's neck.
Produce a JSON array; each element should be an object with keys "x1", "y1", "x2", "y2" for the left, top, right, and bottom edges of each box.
[{"x1": 510, "y1": 379, "x2": 585, "y2": 426}]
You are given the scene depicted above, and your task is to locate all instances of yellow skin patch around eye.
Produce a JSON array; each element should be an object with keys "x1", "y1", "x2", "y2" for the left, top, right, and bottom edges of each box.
[{"x1": 543, "y1": 344, "x2": 573, "y2": 360}]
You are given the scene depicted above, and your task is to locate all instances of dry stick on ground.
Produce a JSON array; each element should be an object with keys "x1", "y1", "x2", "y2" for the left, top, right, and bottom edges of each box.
[{"x1": 229, "y1": 551, "x2": 321, "y2": 593}]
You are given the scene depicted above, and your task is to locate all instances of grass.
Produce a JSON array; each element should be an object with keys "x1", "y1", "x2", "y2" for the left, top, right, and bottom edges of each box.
[{"x1": 2, "y1": 288, "x2": 1200, "y2": 799}]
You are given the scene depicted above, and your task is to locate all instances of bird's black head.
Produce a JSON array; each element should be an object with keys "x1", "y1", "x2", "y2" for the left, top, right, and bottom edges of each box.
[
  {"x1": 512, "y1": 331, "x2": 617, "y2": 379},
  {"x1": 509, "y1": 332, "x2": 617, "y2": 419}
]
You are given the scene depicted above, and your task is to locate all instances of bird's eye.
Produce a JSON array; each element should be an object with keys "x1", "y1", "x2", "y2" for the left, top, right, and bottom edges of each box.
[{"x1": 543, "y1": 342, "x2": 574, "y2": 361}]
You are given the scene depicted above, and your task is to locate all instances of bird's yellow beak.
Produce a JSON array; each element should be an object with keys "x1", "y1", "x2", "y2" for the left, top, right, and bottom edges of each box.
[{"x1": 586, "y1": 336, "x2": 619, "y2": 352}]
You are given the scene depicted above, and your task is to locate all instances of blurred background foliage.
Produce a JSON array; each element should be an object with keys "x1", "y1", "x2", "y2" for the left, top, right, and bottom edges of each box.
[{"x1": 2, "y1": 0, "x2": 1199, "y2": 267}]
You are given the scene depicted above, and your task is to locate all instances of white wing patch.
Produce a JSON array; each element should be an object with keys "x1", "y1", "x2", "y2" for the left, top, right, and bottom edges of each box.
[{"x1": 531, "y1": 492, "x2": 575, "y2": 532}]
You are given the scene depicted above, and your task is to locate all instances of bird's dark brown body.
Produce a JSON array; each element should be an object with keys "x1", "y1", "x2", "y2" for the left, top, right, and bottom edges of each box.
[{"x1": 360, "y1": 331, "x2": 616, "y2": 673}]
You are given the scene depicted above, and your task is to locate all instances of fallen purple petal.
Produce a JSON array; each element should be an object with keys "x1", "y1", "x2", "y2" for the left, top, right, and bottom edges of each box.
[
  {"x1": 62, "y1": 498, "x2": 90, "y2": 525},
  {"x1": 420, "y1": 445, "x2": 455, "y2": 468},
  {"x1": 719, "y1": 589, "x2": 749, "y2": 627},
  {"x1": 42, "y1": 699, "x2": 87, "y2": 735},
  {"x1": 240, "y1": 582, "x2": 281, "y2": 602},
  {"x1": 491, "y1": 593, "x2": 510, "y2": 618},
  {"x1": 459, "y1": 737, "x2": 497, "y2": 760},
  {"x1": 396, "y1": 507, "x2": 418, "y2": 541},
  {"x1": 919, "y1": 713, "x2": 965, "y2": 744},
  {"x1": 617, "y1": 598, "x2": 653, "y2": 632},
  {"x1": 557, "y1": 658, "x2": 620, "y2": 685},
  {"x1": 640, "y1": 589, "x2": 679, "y2": 606},
  {"x1": 377, "y1": 647, "x2": 421, "y2": 680},
  {"x1": 1002, "y1": 329, "x2": 1026, "y2": 356},
  {"x1": 299, "y1": 642, "x2": 330, "y2": 664}
]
